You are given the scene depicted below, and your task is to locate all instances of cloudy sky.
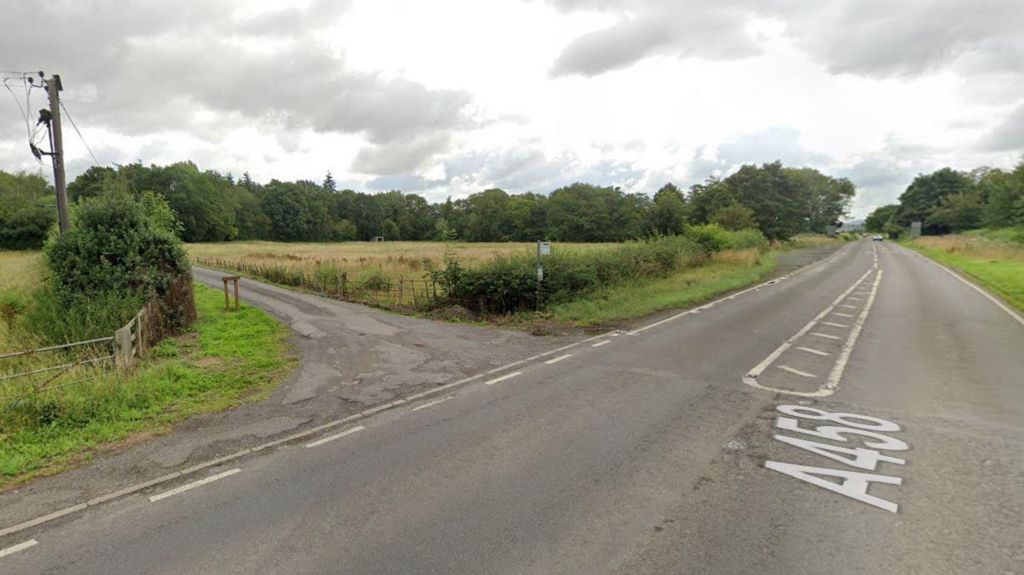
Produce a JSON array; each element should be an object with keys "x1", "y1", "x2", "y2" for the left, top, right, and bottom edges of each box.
[{"x1": 1, "y1": 0, "x2": 1022, "y2": 217}]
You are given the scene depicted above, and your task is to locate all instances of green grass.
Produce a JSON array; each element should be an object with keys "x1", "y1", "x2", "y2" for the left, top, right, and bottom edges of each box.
[
  {"x1": 908, "y1": 233, "x2": 1024, "y2": 312},
  {"x1": 547, "y1": 249, "x2": 778, "y2": 326},
  {"x1": 0, "y1": 283, "x2": 295, "y2": 486}
]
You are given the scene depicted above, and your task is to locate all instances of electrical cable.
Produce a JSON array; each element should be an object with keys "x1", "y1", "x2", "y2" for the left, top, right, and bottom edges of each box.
[{"x1": 60, "y1": 100, "x2": 101, "y2": 165}]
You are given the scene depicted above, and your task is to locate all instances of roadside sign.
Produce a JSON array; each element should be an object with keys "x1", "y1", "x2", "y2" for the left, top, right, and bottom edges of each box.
[
  {"x1": 538, "y1": 241, "x2": 551, "y2": 256},
  {"x1": 537, "y1": 266, "x2": 544, "y2": 281}
]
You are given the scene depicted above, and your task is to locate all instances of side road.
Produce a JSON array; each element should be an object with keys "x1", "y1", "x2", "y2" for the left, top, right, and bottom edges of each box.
[{"x1": 0, "y1": 246, "x2": 838, "y2": 533}]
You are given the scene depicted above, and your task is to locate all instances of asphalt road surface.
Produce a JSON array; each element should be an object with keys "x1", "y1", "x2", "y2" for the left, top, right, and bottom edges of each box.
[{"x1": 2, "y1": 240, "x2": 1022, "y2": 574}]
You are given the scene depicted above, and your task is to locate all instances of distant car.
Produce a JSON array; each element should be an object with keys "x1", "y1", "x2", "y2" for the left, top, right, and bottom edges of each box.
[{"x1": 871, "y1": 234, "x2": 885, "y2": 241}]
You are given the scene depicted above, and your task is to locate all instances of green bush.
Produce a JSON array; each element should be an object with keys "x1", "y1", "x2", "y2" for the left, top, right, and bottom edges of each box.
[
  {"x1": 442, "y1": 235, "x2": 708, "y2": 314},
  {"x1": 35, "y1": 191, "x2": 193, "y2": 343},
  {"x1": 685, "y1": 223, "x2": 731, "y2": 252},
  {"x1": 722, "y1": 228, "x2": 769, "y2": 250}
]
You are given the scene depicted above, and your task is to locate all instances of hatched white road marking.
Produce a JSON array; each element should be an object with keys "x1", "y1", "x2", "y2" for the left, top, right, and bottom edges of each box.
[
  {"x1": 834, "y1": 312, "x2": 854, "y2": 318},
  {"x1": 778, "y1": 365, "x2": 816, "y2": 378},
  {"x1": 149, "y1": 468, "x2": 241, "y2": 502},
  {"x1": 411, "y1": 396, "x2": 454, "y2": 412},
  {"x1": 810, "y1": 332, "x2": 841, "y2": 340},
  {"x1": 544, "y1": 354, "x2": 573, "y2": 365},
  {"x1": 821, "y1": 321, "x2": 848, "y2": 328},
  {"x1": 840, "y1": 304, "x2": 858, "y2": 309},
  {"x1": 592, "y1": 340, "x2": 611, "y2": 348},
  {"x1": 0, "y1": 539, "x2": 38, "y2": 559},
  {"x1": 485, "y1": 371, "x2": 523, "y2": 386},
  {"x1": 796, "y1": 346, "x2": 830, "y2": 356},
  {"x1": 305, "y1": 425, "x2": 366, "y2": 448}
]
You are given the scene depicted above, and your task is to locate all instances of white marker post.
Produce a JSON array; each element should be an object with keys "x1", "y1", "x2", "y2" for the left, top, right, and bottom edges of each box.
[{"x1": 536, "y1": 240, "x2": 550, "y2": 309}]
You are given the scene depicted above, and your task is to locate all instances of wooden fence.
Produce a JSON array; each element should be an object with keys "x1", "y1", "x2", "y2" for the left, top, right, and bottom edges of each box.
[
  {"x1": 0, "y1": 304, "x2": 150, "y2": 408},
  {"x1": 191, "y1": 256, "x2": 445, "y2": 310}
]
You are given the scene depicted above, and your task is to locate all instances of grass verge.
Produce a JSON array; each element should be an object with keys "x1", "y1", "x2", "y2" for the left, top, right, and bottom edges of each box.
[
  {"x1": 546, "y1": 249, "x2": 778, "y2": 326},
  {"x1": 907, "y1": 233, "x2": 1024, "y2": 312},
  {"x1": 0, "y1": 282, "x2": 295, "y2": 487}
]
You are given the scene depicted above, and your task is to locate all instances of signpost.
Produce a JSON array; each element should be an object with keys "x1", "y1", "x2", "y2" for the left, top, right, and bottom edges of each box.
[
  {"x1": 910, "y1": 221, "x2": 922, "y2": 239},
  {"x1": 536, "y1": 241, "x2": 550, "y2": 308}
]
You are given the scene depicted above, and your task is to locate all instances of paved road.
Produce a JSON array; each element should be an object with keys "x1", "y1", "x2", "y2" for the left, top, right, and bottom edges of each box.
[{"x1": 2, "y1": 241, "x2": 1022, "y2": 574}]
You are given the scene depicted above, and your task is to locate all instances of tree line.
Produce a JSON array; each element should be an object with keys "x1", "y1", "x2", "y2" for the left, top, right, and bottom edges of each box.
[
  {"x1": 1, "y1": 160, "x2": 856, "y2": 249},
  {"x1": 865, "y1": 161, "x2": 1024, "y2": 236}
]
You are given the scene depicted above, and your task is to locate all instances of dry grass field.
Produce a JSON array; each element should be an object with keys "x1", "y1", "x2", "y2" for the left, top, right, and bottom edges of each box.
[
  {"x1": 0, "y1": 251, "x2": 45, "y2": 351},
  {"x1": 186, "y1": 240, "x2": 609, "y2": 277}
]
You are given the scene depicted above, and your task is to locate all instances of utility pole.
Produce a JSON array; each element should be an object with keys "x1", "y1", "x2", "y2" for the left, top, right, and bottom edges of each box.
[{"x1": 44, "y1": 74, "x2": 70, "y2": 233}]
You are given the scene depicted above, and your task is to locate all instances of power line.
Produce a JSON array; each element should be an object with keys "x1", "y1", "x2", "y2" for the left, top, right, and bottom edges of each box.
[{"x1": 60, "y1": 100, "x2": 100, "y2": 165}]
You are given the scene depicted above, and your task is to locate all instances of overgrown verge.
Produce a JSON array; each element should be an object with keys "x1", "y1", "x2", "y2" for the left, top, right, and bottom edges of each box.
[
  {"x1": 432, "y1": 226, "x2": 769, "y2": 314},
  {"x1": 544, "y1": 249, "x2": 777, "y2": 326},
  {"x1": 0, "y1": 283, "x2": 295, "y2": 487},
  {"x1": 907, "y1": 231, "x2": 1024, "y2": 312}
]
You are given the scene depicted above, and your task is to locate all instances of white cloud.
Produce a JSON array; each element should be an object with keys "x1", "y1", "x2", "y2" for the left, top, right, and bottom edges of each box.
[{"x1": 1, "y1": 0, "x2": 1022, "y2": 218}]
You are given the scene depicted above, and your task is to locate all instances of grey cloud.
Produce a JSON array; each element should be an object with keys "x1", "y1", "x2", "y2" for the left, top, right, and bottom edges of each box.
[
  {"x1": 548, "y1": 0, "x2": 1024, "y2": 82},
  {"x1": 0, "y1": 1, "x2": 473, "y2": 175},
  {"x1": 549, "y1": 2, "x2": 762, "y2": 76},
  {"x1": 980, "y1": 103, "x2": 1024, "y2": 151},
  {"x1": 685, "y1": 127, "x2": 831, "y2": 181},
  {"x1": 352, "y1": 133, "x2": 453, "y2": 175}
]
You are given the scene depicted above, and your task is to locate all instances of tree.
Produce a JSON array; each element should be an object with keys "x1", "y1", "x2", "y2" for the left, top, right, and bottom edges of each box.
[
  {"x1": 783, "y1": 167, "x2": 855, "y2": 232},
  {"x1": 711, "y1": 201, "x2": 756, "y2": 231},
  {"x1": 864, "y1": 204, "x2": 900, "y2": 233},
  {"x1": 897, "y1": 168, "x2": 974, "y2": 232},
  {"x1": 926, "y1": 191, "x2": 984, "y2": 233},
  {"x1": 322, "y1": 171, "x2": 337, "y2": 193},
  {"x1": 687, "y1": 178, "x2": 735, "y2": 225},
  {"x1": 724, "y1": 162, "x2": 810, "y2": 240},
  {"x1": 979, "y1": 164, "x2": 1024, "y2": 228},
  {"x1": 0, "y1": 171, "x2": 55, "y2": 249},
  {"x1": 650, "y1": 183, "x2": 687, "y2": 235}
]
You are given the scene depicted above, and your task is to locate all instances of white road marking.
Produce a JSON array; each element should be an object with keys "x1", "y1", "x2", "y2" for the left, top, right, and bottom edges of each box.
[
  {"x1": 833, "y1": 312, "x2": 854, "y2": 318},
  {"x1": 485, "y1": 371, "x2": 522, "y2": 386},
  {"x1": 304, "y1": 425, "x2": 366, "y2": 448},
  {"x1": 544, "y1": 354, "x2": 573, "y2": 365},
  {"x1": 592, "y1": 340, "x2": 611, "y2": 348},
  {"x1": 777, "y1": 365, "x2": 816, "y2": 378},
  {"x1": 846, "y1": 296, "x2": 862, "y2": 301},
  {"x1": 823, "y1": 269, "x2": 884, "y2": 392},
  {"x1": 411, "y1": 396, "x2": 453, "y2": 412},
  {"x1": 149, "y1": 468, "x2": 241, "y2": 502},
  {"x1": 821, "y1": 321, "x2": 848, "y2": 328},
  {"x1": 796, "y1": 346, "x2": 830, "y2": 356},
  {"x1": 744, "y1": 260, "x2": 882, "y2": 397},
  {"x1": 840, "y1": 304, "x2": 858, "y2": 309},
  {"x1": 0, "y1": 539, "x2": 38, "y2": 559},
  {"x1": 610, "y1": 332, "x2": 620, "y2": 337},
  {"x1": 910, "y1": 246, "x2": 1024, "y2": 328}
]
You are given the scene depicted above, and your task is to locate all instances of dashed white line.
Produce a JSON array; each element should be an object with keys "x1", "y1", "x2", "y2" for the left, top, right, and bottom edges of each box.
[
  {"x1": 484, "y1": 371, "x2": 522, "y2": 386},
  {"x1": 778, "y1": 365, "x2": 816, "y2": 378},
  {"x1": 592, "y1": 340, "x2": 611, "y2": 348},
  {"x1": 149, "y1": 468, "x2": 241, "y2": 503},
  {"x1": 544, "y1": 354, "x2": 573, "y2": 365},
  {"x1": 0, "y1": 539, "x2": 38, "y2": 559},
  {"x1": 796, "y1": 346, "x2": 830, "y2": 356},
  {"x1": 411, "y1": 396, "x2": 454, "y2": 412},
  {"x1": 304, "y1": 425, "x2": 366, "y2": 448},
  {"x1": 821, "y1": 321, "x2": 848, "y2": 328},
  {"x1": 810, "y1": 332, "x2": 841, "y2": 340}
]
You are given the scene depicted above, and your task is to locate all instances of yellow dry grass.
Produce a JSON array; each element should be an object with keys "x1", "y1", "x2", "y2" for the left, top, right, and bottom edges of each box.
[
  {"x1": 186, "y1": 240, "x2": 611, "y2": 277},
  {"x1": 0, "y1": 251, "x2": 44, "y2": 351},
  {"x1": 914, "y1": 235, "x2": 1024, "y2": 262}
]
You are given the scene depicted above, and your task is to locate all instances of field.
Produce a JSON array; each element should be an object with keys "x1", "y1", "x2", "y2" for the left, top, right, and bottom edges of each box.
[
  {"x1": 187, "y1": 240, "x2": 608, "y2": 275},
  {"x1": 909, "y1": 232, "x2": 1024, "y2": 312},
  {"x1": 0, "y1": 250, "x2": 295, "y2": 485},
  {"x1": 0, "y1": 250, "x2": 45, "y2": 351}
]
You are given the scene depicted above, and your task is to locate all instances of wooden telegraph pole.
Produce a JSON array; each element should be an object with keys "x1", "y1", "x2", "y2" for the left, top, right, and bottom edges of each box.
[{"x1": 44, "y1": 74, "x2": 70, "y2": 233}]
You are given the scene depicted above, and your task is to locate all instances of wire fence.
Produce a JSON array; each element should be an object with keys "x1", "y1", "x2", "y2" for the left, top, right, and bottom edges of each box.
[
  {"x1": 191, "y1": 256, "x2": 446, "y2": 310},
  {"x1": 0, "y1": 304, "x2": 149, "y2": 410}
]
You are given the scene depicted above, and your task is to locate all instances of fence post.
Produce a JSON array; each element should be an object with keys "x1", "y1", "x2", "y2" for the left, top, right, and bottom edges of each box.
[
  {"x1": 114, "y1": 325, "x2": 133, "y2": 370},
  {"x1": 398, "y1": 276, "x2": 404, "y2": 306},
  {"x1": 341, "y1": 272, "x2": 348, "y2": 298}
]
